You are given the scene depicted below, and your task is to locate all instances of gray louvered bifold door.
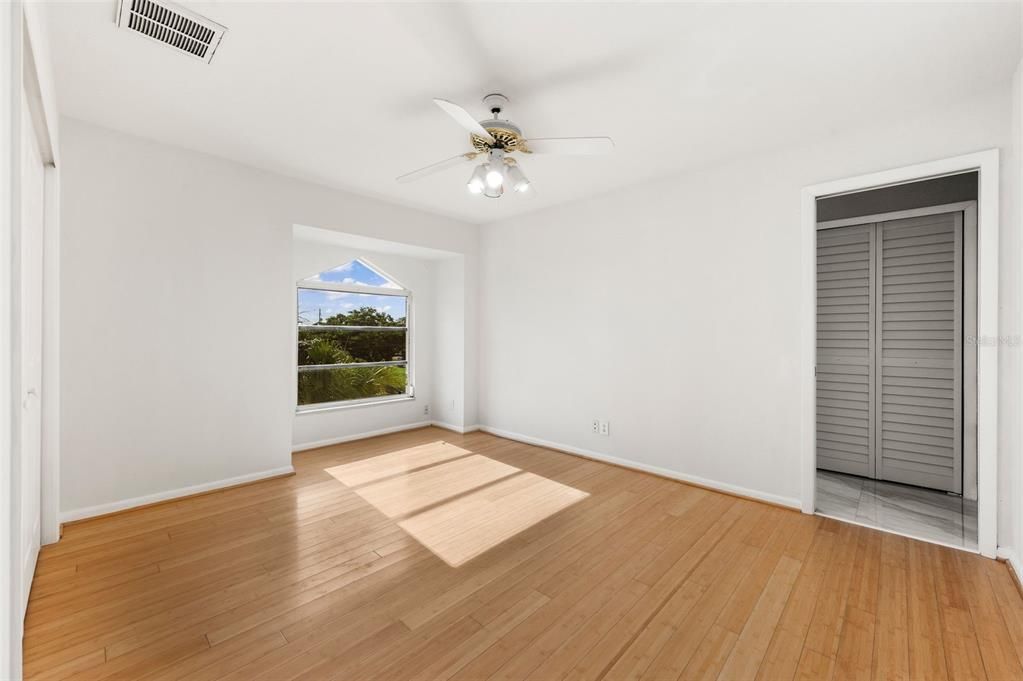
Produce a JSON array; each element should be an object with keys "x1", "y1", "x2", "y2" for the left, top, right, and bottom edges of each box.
[
  {"x1": 816, "y1": 223, "x2": 875, "y2": 478},
  {"x1": 876, "y1": 213, "x2": 962, "y2": 493}
]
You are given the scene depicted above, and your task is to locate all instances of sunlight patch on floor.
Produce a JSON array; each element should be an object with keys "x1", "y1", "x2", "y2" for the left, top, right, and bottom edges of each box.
[
  {"x1": 339, "y1": 454, "x2": 519, "y2": 518},
  {"x1": 325, "y1": 441, "x2": 589, "y2": 567},
  {"x1": 325, "y1": 441, "x2": 472, "y2": 486},
  {"x1": 398, "y1": 471, "x2": 589, "y2": 566}
]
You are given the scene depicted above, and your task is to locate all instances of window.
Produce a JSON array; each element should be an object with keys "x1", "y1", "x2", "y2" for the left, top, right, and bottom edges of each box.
[{"x1": 296, "y1": 259, "x2": 412, "y2": 409}]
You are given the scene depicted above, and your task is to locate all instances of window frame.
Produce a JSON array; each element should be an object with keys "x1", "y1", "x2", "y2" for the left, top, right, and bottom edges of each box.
[{"x1": 294, "y1": 273, "x2": 414, "y2": 413}]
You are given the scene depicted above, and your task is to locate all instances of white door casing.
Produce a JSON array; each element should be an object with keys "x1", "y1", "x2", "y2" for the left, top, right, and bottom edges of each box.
[{"x1": 19, "y1": 91, "x2": 44, "y2": 616}]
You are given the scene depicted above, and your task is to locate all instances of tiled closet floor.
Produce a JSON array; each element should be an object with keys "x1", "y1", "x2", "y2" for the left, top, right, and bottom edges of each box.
[{"x1": 816, "y1": 469, "x2": 978, "y2": 551}]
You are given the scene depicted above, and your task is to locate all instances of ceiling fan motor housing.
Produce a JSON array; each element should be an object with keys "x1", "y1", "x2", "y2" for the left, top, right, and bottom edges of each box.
[
  {"x1": 471, "y1": 93, "x2": 526, "y2": 152},
  {"x1": 472, "y1": 119, "x2": 525, "y2": 153}
]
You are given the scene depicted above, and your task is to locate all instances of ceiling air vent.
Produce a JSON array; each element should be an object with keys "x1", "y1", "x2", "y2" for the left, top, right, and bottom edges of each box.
[{"x1": 116, "y1": 0, "x2": 226, "y2": 64}]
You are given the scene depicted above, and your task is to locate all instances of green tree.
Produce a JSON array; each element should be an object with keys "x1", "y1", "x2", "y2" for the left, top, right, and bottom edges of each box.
[
  {"x1": 298, "y1": 365, "x2": 407, "y2": 405},
  {"x1": 322, "y1": 306, "x2": 405, "y2": 327},
  {"x1": 297, "y1": 306, "x2": 408, "y2": 404}
]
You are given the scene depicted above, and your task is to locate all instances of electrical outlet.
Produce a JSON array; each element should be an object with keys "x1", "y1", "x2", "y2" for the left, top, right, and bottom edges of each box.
[
  {"x1": 592, "y1": 419, "x2": 600, "y2": 434},
  {"x1": 424, "y1": 404, "x2": 430, "y2": 416},
  {"x1": 599, "y1": 420, "x2": 610, "y2": 436}
]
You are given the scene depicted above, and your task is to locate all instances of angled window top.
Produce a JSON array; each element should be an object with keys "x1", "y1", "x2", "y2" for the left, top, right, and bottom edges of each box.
[{"x1": 300, "y1": 259, "x2": 405, "y2": 292}]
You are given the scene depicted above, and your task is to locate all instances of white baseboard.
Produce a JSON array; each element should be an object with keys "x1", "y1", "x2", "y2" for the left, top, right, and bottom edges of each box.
[
  {"x1": 60, "y1": 464, "x2": 295, "y2": 524},
  {"x1": 292, "y1": 421, "x2": 434, "y2": 452},
  {"x1": 998, "y1": 547, "x2": 1023, "y2": 585},
  {"x1": 431, "y1": 421, "x2": 480, "y2": 434},
  {"x1": 478, "y1": 425, "x2": 801, "y2": 510},
  {"x1": 63, "y1": 422, "x2": 801, "y2": 525}
]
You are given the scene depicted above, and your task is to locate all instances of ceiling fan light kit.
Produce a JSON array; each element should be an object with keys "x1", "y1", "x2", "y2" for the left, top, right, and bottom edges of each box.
[
  {"x1": 467, "y1": 164, "x2": 488, "y2": 194},
  {"x1": 506, "y1": 162, "x2": 530, "y2": 193},
  {"x1": 396, "y1": 94, "x2": 613, "y2": 198},
  {"x1": 483, "y1": 180, "x2": 503, "y2": 199},
  {"x1": 484, "y1": 149, "x2": 505, "y2": 189}
]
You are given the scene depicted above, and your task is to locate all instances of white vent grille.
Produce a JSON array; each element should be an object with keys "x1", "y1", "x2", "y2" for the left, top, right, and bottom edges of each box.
[{"x1": 116, "y1": 0, "x2": 226, "y2": 63}]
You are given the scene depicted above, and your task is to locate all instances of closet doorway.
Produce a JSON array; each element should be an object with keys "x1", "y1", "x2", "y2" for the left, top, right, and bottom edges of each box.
[{"x1": 813, "y1": 173, "x2": 978, "y2": 551}]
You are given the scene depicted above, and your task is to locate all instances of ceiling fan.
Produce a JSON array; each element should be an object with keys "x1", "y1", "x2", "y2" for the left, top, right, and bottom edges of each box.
[{"x1": 396, "y1": 93, "x2": 614, "y2": 198}]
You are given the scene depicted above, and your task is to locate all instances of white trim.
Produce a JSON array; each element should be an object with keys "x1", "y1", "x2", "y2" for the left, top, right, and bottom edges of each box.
[
  {"x1": 997, "y1": 548, "x2": 1023, "y2": 589},
  {"x1": 478, "y1": 426, "x2": 802, "y2": 510},
  {"x1": 39, "y1": 164, "x2": 57, "y2": 546},
  {"x1": 291, "y1": 420, "x2": 797, "y2": 508},
  {"x1": 296, "y1": 394, "x2": 414, "y2": 414},
  {"x1": 0, "y1": 2, "x2": 18, "y2": 677},
  {"x1": 21, "y1": 3, "x2": 58, "y2": 167},
  {"x1": 800, "y1": 187, "x2": 816, "y2": 516},
  {"x1": 801, "y1": 149, "x2": 1000, "y2": 558},
  {"x1": 291, "y1": 420, "x2": 433, "y2": 452},
  {"x1": 59, "y1": 465, "x2": 295, "y2": 524},
  {"x1": 63, "y1": 419, "x2": 476, "y2": 524},
  {"x1": 431, "y1": 421, "x2": 480, "y2": 434},
  {"x1": 297, "y1": 280, "x2": 410, "y2": 297}
]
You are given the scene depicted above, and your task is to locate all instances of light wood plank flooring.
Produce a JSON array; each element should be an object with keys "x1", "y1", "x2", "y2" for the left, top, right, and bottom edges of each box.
[{"x1": 24, "y1": 427, "x2": 1023, "y2": 680}]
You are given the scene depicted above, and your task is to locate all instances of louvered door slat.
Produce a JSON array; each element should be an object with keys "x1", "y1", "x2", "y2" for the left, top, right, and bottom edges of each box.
[
  {"x1": 816, "y1": 223, "x2": 874, "y2": 477},
  {"x1": 876, "y1": 213, "x2": 962, "y2": 493}
]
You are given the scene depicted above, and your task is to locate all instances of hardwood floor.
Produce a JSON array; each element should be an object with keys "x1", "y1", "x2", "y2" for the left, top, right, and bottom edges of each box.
[{"x1": 24, "y1": 427, "x2": 1023, "y2": 680}]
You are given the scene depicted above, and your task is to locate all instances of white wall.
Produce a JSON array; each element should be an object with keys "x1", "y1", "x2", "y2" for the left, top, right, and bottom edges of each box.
[
  {"x1": 431, "y1": 256, "x2": 462, "y2": 429},
  {"x1": 1010, "y1": 49, "x2": 1023, "y2": 578},
  {"x1": 1, "y1": 5, "x2": 19, "y2": 677},
  {"x1": 291, "y1": 241, "x2": 436, "y2": 448},
  {"x1": 479, "y1": 84, "x2": 1020, "y2": 549},
  {"x1": 59, "y1": 118, "x2": 477, "y2": 519},
  {"x1": 433, "y1": 255, "x2": 475, "y2": 430}
]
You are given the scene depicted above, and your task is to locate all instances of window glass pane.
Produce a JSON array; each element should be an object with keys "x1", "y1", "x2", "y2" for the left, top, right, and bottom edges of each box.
[
  {"x1": 297, "y1": 287, "x2": 410, "y2": 405},
  {"x1": 298, "y1": 365, "x2": 407, "y2": 405},
  {"x1": 297, "y1": 289, "x2": 406, "y2": 326},
  {"x1": 298, "y1": 327, "x2": 406, "y2": 365},
  {"x1": 300, "y1": 259, "x2": 402, "y2": 289}
]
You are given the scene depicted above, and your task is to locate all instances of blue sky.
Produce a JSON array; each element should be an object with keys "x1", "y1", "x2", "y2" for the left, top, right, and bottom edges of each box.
[
  {"x1": 306, "y1": 260, "x2": 401, "y2": 288},
  {"x1": 298, "y1": 260, "x2": 406, "y2": 323}
]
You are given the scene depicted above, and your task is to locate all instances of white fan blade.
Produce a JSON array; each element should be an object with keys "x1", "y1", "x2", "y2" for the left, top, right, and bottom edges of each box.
[
  {"x1": 434, "y1": 98, "x2": 496, "y2": 144},
  {"x1": 396, "y1": 152, "x2": 478, "y2": 184},
  {"x1": 524, "y1": 137, "x2": 614, "y2": 155}
]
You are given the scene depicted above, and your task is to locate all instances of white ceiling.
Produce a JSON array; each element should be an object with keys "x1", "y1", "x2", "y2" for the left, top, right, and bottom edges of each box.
[{"x1": 45, "y1": 1, "x2": 1020, "y2": 225}]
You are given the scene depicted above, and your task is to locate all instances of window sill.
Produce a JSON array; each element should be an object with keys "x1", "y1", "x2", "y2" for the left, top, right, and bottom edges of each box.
[{"x1": 295, "y1": 395, "x2": 415, "y2": 415}]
